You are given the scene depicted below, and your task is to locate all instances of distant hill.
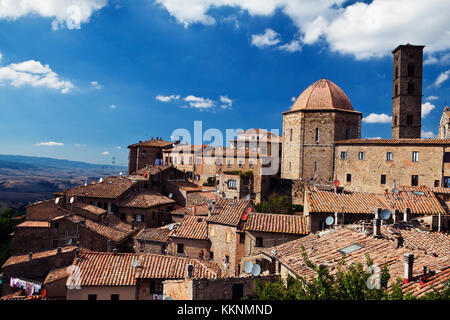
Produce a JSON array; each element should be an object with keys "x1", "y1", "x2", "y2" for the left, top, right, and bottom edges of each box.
[{"x1": 0, "y1": 154, "x2": 127, "y2": 207}]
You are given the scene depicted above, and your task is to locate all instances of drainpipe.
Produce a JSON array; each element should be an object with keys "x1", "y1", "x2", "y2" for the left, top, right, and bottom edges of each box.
[{"x1": 403, "y1": 253, "x2": 414, "y2": 284}]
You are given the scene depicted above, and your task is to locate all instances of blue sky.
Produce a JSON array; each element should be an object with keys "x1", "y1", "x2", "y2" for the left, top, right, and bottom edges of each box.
[{"x1": 0, "y1": 0, "x2": 449, "y2": 165}]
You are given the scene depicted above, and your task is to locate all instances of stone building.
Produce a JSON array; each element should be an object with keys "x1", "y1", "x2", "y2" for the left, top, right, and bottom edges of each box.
[
  {"x1": 334, "y1": 139, "x2": 450, "y2": 193},
  {"x1": 127, "y1": 137, "x2": 175, "y2": 174},
  {"x1": 281, "y1": 78, "x2": 362, "y2": 183},
  {"x1": 438, "y1": 106, "x2": 450, "y2": 139},
  {"x1": 134, "y1": 225, "x2": 172, "y2": 254},
  {"x1": 229, "y1": 128, "x2": 282, "y2": 159},
  {"x1": 392, "y1": 44, "x2": 424, "y2": 139}
]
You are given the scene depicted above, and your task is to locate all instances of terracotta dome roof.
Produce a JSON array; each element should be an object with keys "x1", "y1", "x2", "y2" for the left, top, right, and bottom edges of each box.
[{"x1": 291, "y1": 78, "x2": 353, "y2": 111}]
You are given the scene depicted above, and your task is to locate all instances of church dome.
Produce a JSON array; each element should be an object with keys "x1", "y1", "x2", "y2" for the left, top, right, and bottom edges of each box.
[{"x1": 291, "y1": 78, "x2": 353, "y2": 111}]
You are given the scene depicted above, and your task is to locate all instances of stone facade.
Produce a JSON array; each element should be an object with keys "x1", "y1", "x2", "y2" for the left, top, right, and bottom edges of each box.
[
  {"x1": 392, "y1": 44, "x2": 424, "y2": 139},
  {"x1": 281, "y1": 109, "x2": 361, "y2": 183},
  {"x1": 438, "y1": 106, "x2": 450, "y2": 139},
  {"x1": 167, "y1": 237, "x2": 210, "y2": 260},
  {"x1": 334, "y1": 142, "x2": 450, "y2": 193},
  {"x1": 243, "y1": 230, "x2": 303, "y2": 257}
]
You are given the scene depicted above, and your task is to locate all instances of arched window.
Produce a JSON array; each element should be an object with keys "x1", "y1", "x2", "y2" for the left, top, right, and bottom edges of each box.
[
  {"x1": 315, "y1": 128, "x2": 319, "y2": 143},
  {"x1": 407, "y1": 82, "x2": 414, "y2": 94}
]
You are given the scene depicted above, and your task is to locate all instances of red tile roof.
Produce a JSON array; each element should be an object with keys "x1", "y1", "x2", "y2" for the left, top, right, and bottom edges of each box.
[
  {"x1": 134, "y1": 165, "x2": 174, "y2": 176},
  {"x1": 44, "y1": 266, "x2": 71, "y2": 284},
  {"x1": 261, "y1": 224, "x2": 450, "y2": 286},
  {"x1": 64, "y1": 177, "x2": 139, "y2": 199},
  {"x1": 171, "y1": 203, "x2": 209, "y2": 216},
  {"x1": 402, "y1": 267, "x2": 450, "y2": 298},
  {"x1": 384, "y1": 186, "x2": 445, "y2": 215},
  {"x1": 119, "y1": 190, "x2": 175, "y2": 208},
  {"x1": 16, "y1": 221, "x2": 49, "y2": 228},
  {"x1": 245, "y1": 213, "x2": 309, "y2": 235},
  {"x1": 167, "y1": 180, "x2": 202, "y2": 192},
  {"x1": 128, "y1": 139, "x2": 173, "y2": 148},
  {"x1": 170, "y1": 215, "x2": 208, "y2": 240},
  {"x1": 335, "y1": 138, "x2": 450, "y2": 145},
  {"x1": 206, "y1": 199, "x2": 253, "y2": 227},
  {"x1": 73, "y1": 202, "x2": 107, "y2": 215},
  {"x1": 2, "y1": 246, "x2": 77, "y2": 268},
  {"x1": 70, "y1": 251, "x2": 218, "y2": 286},
  {"x1": 135, "y1": 225, "x2": 173, "y2": 242}
]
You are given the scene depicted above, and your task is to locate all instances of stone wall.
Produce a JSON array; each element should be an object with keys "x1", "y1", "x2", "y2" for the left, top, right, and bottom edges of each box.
[
  {"x1": 208, "y1": 223, "x2": 238, "y2": 277},
  {"x1": 167, "y1": 237, "x2": 210, "y2": 260}
]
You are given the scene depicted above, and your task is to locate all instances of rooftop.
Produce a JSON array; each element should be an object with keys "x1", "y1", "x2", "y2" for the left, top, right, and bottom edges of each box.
[
  {"x1": 43, "y1": 266, "x2": 71, "y2": 285},
  {"x1": 335, "y1": 138, "x2": 450, "y2": 145},
  {"x1": 169, "y1": 215, "x2": 208, "y2": 240},
  {"x1": 15, "y1": 221, "x2": 49, "y2": 228},
  {"x1": 2, "y1": 246, "x2": 77, "y2": 268},
  {"x1": 64, "y1": 176, "x2": 139, "y2": 199},
  {"x1": 167, "y1": 180, "x2": 202, "y2": 192},
  {"x1": 128, "y1": 138, "x2": 174, "y2": 148},
  {"x1": 73, "y1": 202, "x2": 107, "y2": 216},
  {"x1": 206, "y1": 198, "x2": 253, "y2": 227},
  {"x1": 245, "y1": 213, "x2": 309, "y2": 235},
  {"x1": 119, "y1": 190, "x2": 175, "y2": 209},
  {"x1": 135, "y1": 225, "x2": 174, "y2": 242}
]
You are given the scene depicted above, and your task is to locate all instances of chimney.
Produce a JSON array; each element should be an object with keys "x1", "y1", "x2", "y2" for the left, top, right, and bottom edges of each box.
[
  {"x1": 374, "y1": 208, "x2": 381, "y2": 220},
  {"x1": 403, "y1": 207, "x2": 411, "y2": 222},
  {"x1": 403, "y1": 253, "x2": 414, "y2": 283},
  {"x1": 421, "y1": 266, "x2": 427, "y2": 283},
  {"x1": 334, "y1": 212, "x2": 343, "y2": 225},
  {"x1": 57, "y1": 247, "x2": 62, "y2": 255},
  {"x1": 186, "y1": 264, "x2": 194, "y2": 278},
  {"x1": 373, "y1": 218, "x2": 381, "y2": 237},
  {"x1": 396, "y1": 236, "x2": 404, "y2": 248},
  {"x1": 393, "y1": 209, "x2": 401, "y2": 224},
  {"x1": 28, "y1": 252, "x2": 33, "y2": 262}
]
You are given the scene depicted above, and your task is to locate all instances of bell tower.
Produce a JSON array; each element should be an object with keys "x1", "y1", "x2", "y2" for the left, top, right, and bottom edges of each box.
[{"x1": 392, "y1": 44, "x2": 424, "y2": 139}]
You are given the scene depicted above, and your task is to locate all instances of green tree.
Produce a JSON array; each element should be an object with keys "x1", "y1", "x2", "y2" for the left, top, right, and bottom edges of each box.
[{"x1": 255, "y1": 194, "x2": 302, "y2": 215}]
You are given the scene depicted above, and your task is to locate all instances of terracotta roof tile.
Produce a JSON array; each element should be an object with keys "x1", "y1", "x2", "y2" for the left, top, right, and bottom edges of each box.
[
  {"x1": 119, "y1": 190, "x2": 175, "y2": 208},
  {"x1": 167, "y1": 180, "x2": 202, "y2": 192},
  {"x1": 206, "y1": 199, "x2": 252, "y2": 226},
  {"x1": 70, "y1": 251, "x2": 218, "y2": 286},
  {"x1": 171, "y1": 203, "x2": 209, "y2": 216},
  {"x1": 402, "y1": 267, "x2": 450, "y2": 297},
  {"x1": 245, "y1": 213, "x2": 309, "y2": 235},
  {"x1": 170, "y1": 215, "x2": 208, "y2": 240},
  {"x1": 2, "y1": 246, "x2": 77, "y2": 268},
  {"x1": 135, "y1": 225, "x2": 173, "y2": 242},
  {"x1": 65, "y1": 177, "x2": 139, "y2": 199},
  {"x1": 16, "y1": 221, "x2": 49, "y2": 228},
  {"x1": 43, "y1": 266, "x2": 71, "y2": 284},
  {"x1": 335, "y1": 138, "x2": 450, "y2": 145},
  {"x1": 73, "y1": 202, "x2": 107, "y2": 216},
  {"x1": 128, "y1": 139, "x2": 173, "y2": 148}
]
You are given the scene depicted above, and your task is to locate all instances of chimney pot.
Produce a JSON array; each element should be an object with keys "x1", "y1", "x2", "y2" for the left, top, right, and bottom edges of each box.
[
  {"x1": 396, "y1": 236, "x2": 404, "y2": 248},
  {"x1": 403, "y1": 253, "x2": 414, "y2": 283},
  {"x1": 393, "y1": 209, "x2": 401, "y2": 224},
  {"x1": 374, "y1": 208, "x2": 382, "y2": 220},
  {"x1": 403, "y1": 208, "x2": 411, "y2": 222},
  {"x1": 373, "y1": 218, "x2": 381, "y2": 237}
]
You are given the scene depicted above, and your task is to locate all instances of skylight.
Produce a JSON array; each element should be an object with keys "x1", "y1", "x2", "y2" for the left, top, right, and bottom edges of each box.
[{"x1": 337, "y1": 243, "x2": 363, "y2": 255}]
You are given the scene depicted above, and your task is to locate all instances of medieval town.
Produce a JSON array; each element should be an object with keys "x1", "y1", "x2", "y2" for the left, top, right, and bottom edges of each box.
[{"x1": 1, "y1": 43, "x2": 450, "y2": 302}]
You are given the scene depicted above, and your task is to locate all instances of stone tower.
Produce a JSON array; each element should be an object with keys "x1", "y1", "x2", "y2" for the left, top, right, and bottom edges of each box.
[
  {"x1": 281, "y1": 79, "x2": 362, "y2": 182},
  {"x1": 392, "y1": 44, "x2": 425, "y2": 139}
]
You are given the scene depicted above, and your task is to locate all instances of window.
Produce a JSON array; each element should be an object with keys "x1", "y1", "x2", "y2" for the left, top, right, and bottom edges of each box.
[
  {"x1": 249, "y1": 161, "x2": 253, "y2": 168},
  {"x1": 407, "y1": 114, "x2": 413, "y2": 126},
  {"x1": 88, "y1": 294, "x2": 97, "y2": 301},
  {"x1": 444, "y1": 152, "x2": 450, "y2": 163},
  {"x1": 345, "y1": 128, "x2": 350, "y2": 140},
  {"x1": 380, "y1": 175, "x2": 386, "y2": 185},
  {"x1": 358, "y1": 152, "x2": 364, "y2": 160},
  {"x1": 135, "y1": 215, "x2": 142, "y2": 222},
  {"x1": 337, "y1": 243, "x2": 363, "y2": 255},
  {"x1": 411, "y1": 175, "x2": 419, "y2": 187},
  {"x1": 395, "y1": 84, "x2": 398, "y2": 96},
  {"x1": 290, "y1": 128, "x2": 293, "y2": 142},
  {"x1": 314, "y1": 161, "x2": 318, "y2": 173},
  {"x1": 444, "y1": 177, "x2": 450, "y2": 188},
  {"x1": 315, "y1": 128, "x2": 319, "y2": 143},
  {"x1": 255, "y1": 237, "x2": 263, "y2": 247},
  {"x1": 408, "y1": 63, "x2": 415, "y2": 77},
  {"x1": 386, "y1": 152, "x2": 393, "y2": 161},
  {"x1": 177, "y1": 243, "x2": 184, "y2": 254},
  {"x1": 238, "y1": 160, "x2": 243, "y2": 168},
  {"x1": 240, "y1": 233, "x2": 245, "y2": 244},
  {"x1": 340, "y1": 151, "x2": 347, "y2": 160},
  {"x1": 210, "y1": 226, "x2": 215, "y2": 237},
  {"x1": 111, "y1": 294, "x2": 119, "y2": 301},
  {"x1": 395, "y1": 66, "x2": 399, "y2": 79},
  {"x1": 407, "y1": 82, "x2": 414, "y2": 94},
  {"x1": 394, "y1": 116, "x2": 397, "y2": 125},
  {"x1": 150, "y1": 280, "x2": 163, "y2": 294},
  {"x1": 435, "y1": 180, "x2": 440, "y2": 187},
  {"x1": 412, "y1": 151, "x2": 419, "y2": 162},
  {"x1": 346, "y1": 174, "x2": 351, "y2": 183},
  {"x1": 227, "y1": 160, "x2": 231, "y2": 167},
  {"x1": 226, "y1": 231, "x2": 232, "y2": 243},
  {"x1": 194, "y1": 174, "x2": 200, "y2": 181},
  {"x1": 227, "y1": 179, "x2": 237, "y2": 189},
  {"x1": 225, "y1": 255, "x2": 230, "y2": 264},
  {"x1": 289, "y1": 162, "x2": 291, "y2": 171}
]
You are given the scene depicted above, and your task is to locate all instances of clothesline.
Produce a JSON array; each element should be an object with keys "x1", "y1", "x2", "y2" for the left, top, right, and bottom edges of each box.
[{"x1": 9, "y1": 277, "x2": 42, "y2": 297}]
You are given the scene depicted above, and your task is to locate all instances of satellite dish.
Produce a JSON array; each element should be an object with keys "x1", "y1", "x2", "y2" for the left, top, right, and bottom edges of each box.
[
  {"x1": 165, "y1": 296, "x2": 173, "y2": 300},
  {"x1": 380, "y1": 209, "x2": 392, "y2": 220},
  {"x1": 325, "y1": 216, "x2": 334, "y2": 226},
  {"x1": 245, "y1": 194, "x2": 250, "y2": 201},
  {"x1": 251, "y1": 264, "x2": 261, "y2": 277},
  {"x1": 241, "y1": 213, "x2": 248, "y2": 221},
  {"x1": 392, "y1": 187, "x2": 399, "y2": 194},
  {"x1": 168, "y1": 193, "x2": 173, "y2": 198},
  {"x1": 99, "y1": 177, "x2": 103, "y2": 183},
  {"x1": 69, "y1": 197, "x2": 74, "y2": 204},
  {"x1": 168, "y1": 224, "x2": 174, "y2": 231},
  {"x1": 246, "y1": 207, "x2": 253, "y2": 214},
  {"x1": 132, "y1": 260, "x2": 138, "y2": 268},
  {"x1": 244, "y1": 261, "x2": 253, "y2": 274},
  {"x1": 55, "y1": 197, "x2": 60, "y2": 204},
  {"x1": 67, "y1": 238, "x2": 73, "y2": 245},
  {"x1": 334, "y1": 180, "x2": 340, "y2": 187}
]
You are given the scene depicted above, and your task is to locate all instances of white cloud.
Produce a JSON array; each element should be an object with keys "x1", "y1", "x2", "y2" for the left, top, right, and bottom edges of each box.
[
  {"x1": 0, "y1": 53, "x2": 2, "y2": 63},
  {"x1": 422, "y1": 102, "x2": 436, "y2": 118},
  {"x1": 0, "y1": 59, "x2": 74, "y2": 94},
  {"x1": 434, "y1": 70, "x2": 450, "y2": 87},
  {"x1": 0, "y1": 0, "x2": 107, "y2": 30},
  {"x1": 219, "y1": 95, "x2": 232, "y2": 109},
  {"x1": 425, "y1": 53, "x2": 450, "y2": 65},
  {"x1": 278, "y1": 39, "x2": 302, "y2": 53},
  {"x1": 155, "y1": 0, "x2": 450, "y2": 60},
  {"x1": 91, "y1": 81, "x2": 102, "y2": 90},
  {"x1": 101, "y1": 151, "x2": 109, "y2": 155},
  {"x1": 362, "y1": 113, "x2": 392, "y2": 123},
  {"x1": 421, "y1": 130, "x2": 436, "y2": 138},
  {"x1": 183, "y1": 95, "x2": 215, "y2": 109},
  {"x1": 116, "y1": 146, "x2": 121, "y2": 149},
  {"x1": 109, "y1": 104, "x2": 118, "y2": 109},
  {"x1": 155, "y1": 94, "x2": 180, "y2": 102},
  {"x1": 251, "y1": 28, "x2": 280, "y2": 48},
  {"x1": 74, "y1": 143, "x2": 87, "y2": 147},
  {"x1": 35, "y1": 141, "x2": 64, "y2": 147},
  {"x1": 426, "y1": 95, "x2": 439, "y2": 101}
]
